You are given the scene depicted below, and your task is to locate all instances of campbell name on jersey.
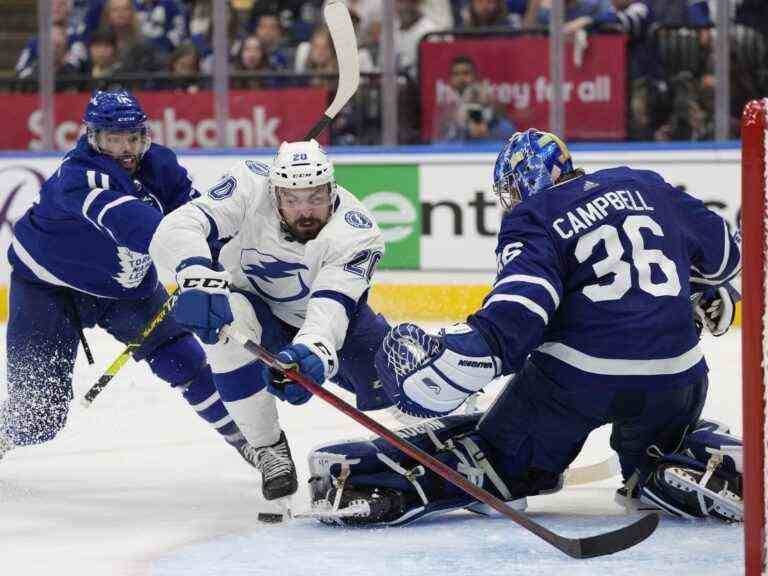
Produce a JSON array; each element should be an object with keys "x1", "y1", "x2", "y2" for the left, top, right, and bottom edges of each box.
[
  {"x1": 149, "y1": 160, "x2": 384, "y2": 352},
  {"x1": 469, "y1": 167, "x2": 740, "y2": 391},
  {"x1": 9, "y1": 136, "x2": 194, "y2": 299}
]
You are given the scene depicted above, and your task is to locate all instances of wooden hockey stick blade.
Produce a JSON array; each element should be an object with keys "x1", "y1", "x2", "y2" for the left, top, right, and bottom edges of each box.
[
  {"x1": 564, "y1": 454, "x2": 620, "y2": 486},
  {"x1": 303, "y1": 0, "x2": 360, "y2": 140},
  {"x1": 81, "y1": 288, "x2": 180, "y2": 406},
  {"x1": 220, "y1": 327, "x2": 660, "y2": 558}
]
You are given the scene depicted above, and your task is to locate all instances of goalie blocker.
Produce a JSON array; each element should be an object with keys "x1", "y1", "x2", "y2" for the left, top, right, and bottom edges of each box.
[{"x1": 307, "y1": 414, "x2": 744, "y2": 526}]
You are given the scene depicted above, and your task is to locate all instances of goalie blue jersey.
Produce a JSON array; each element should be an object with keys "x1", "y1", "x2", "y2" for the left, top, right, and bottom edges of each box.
[
  {"x1": 9, "y1": 136, "x2": 193, "y2": 299},
  {"x1": 469, "y1": 167, "x2": 740, "y2": 391}
]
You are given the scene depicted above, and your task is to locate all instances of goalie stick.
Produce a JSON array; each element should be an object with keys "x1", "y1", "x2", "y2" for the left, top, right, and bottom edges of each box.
[
  {"x1": 79, "y1": 1, "x2": 359, "y2": 407},
  {"x1": 220, "y1": 325, "x2": 659, "y2": 559},
  {"x1": 564, "y1": 454, "x2": 620, "y2": 486}
]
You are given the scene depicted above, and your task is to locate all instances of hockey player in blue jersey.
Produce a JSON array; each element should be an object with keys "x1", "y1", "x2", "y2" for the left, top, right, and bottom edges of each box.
[
  {"x1": 306, "y1": 128, "x2": 744, "y2": 526},
  {"x1": 0, "y1": 90, "x2": 252, "y2": 469}
]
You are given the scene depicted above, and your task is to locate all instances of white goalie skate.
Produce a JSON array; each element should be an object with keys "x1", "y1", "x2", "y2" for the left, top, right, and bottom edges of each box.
[{"x1": 659, "y1": 454, "x2": 743, "y2": 522}]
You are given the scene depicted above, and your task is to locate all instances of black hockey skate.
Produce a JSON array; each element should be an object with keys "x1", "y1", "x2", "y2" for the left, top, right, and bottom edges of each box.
[{"x1": 239, "y1": 432, "x2": 298, "y2": 500}]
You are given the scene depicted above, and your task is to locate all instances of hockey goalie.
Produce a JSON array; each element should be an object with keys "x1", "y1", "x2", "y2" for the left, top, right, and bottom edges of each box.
[{"x1": 306, "y1": 129, "x2": 744, "y2": 527}]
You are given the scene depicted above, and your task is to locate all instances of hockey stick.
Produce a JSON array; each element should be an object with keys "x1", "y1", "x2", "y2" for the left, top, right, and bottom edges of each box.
[
  {"x1": 81, "y1": 287, "x2": 180, "y2": 407},
  {"x1": 564, "y1": 454, "x2": 620, "y2": 486},
  {"x1": 302, "y1": 0, "x2": 360, "y2": 141},
  {"x1": 220, "y1": 326, "x2": 659, "y2": 559}
]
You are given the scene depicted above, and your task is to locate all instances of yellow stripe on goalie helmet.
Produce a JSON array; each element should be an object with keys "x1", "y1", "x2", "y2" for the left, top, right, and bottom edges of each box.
[{"x1": 537, "y1": 132, "x2": 571, "y2": 165}]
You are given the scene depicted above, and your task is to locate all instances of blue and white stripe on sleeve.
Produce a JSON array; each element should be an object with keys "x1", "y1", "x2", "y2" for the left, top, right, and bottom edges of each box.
[
  {"x1": 483, "y1": 273, "x2": 562, "y2": 325},
  {"x1": 690, "y1": 220, "x2": 741, "y2": 286}
]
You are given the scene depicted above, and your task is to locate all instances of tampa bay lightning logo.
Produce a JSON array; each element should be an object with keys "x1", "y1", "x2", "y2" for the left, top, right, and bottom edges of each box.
[
  {"x1": 344, "y1": 211, "x2": 372, "y2": 229},
  {"x1": 241, "y1": 249, "x2": 310, "y2": 303}
]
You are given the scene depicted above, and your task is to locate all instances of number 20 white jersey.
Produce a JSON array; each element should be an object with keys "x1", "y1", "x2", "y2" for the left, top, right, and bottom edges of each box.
[{"x1": 149, "y1": 159, "x2": 385, "y2": 355}]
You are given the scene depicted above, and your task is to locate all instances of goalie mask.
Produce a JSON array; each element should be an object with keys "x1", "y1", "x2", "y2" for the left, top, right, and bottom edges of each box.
[
  {"x1": 84, "y1": 90, "x2": 150, "y2": 174},
  {"x1": 492, "y1": 128, "x2": 574, "y2": 211},
  {"x1": 268, "y1": 139, "x2": 337, "y2": 243}
]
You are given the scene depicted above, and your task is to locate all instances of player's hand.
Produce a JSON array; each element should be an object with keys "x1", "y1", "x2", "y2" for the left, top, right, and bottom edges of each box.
[
  {"x1": 693, "y1": 283, "x2": 740, "y2": 337},
  {"x1": 174, "y1": 258, "x2": 233, "y2": 344},
  {"x1": 374, "y1": 323, "x2": 500, "y2": 418},
  {"x1": 268, "y1": 344, "x2": 326, "y2": 405}
]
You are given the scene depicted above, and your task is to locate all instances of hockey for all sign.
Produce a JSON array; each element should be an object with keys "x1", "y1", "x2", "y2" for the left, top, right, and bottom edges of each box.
[
  {"x1": 419, "y1": 34, "x2": 627, "y2": 142},
  {"x1": 1, "y1": 88, "x2": 329, "y2": 151}
]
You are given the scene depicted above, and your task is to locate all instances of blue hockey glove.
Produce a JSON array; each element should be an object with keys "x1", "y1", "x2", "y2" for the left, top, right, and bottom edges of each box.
[
  {"x1": 174, "y1": 259, "x2": 233, "y2": 345},
  {"x1": 693, "y1": 283, "x2": 740, "y2": 337},
  {"x1": 374, "y1": 323, "x2": 501, "y2": 419},
  {"x1": 269, "y1": 344, "x2": 327, "y2": 405}
]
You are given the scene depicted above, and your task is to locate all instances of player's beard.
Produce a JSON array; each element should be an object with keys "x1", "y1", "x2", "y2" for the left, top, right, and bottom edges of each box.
[{"x1": 287, "y1": 216, "x2": 324, "y2": 243}]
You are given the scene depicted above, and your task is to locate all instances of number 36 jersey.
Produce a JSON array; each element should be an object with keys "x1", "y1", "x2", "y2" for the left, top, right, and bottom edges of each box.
[{"x1": 468, "y1": 167, "x2": 741, "y2": 392}]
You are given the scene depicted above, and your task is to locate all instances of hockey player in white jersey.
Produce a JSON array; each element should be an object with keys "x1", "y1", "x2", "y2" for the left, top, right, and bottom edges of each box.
[{"x1": 149, "y1": 140, "x2": 393, "y2": 500}]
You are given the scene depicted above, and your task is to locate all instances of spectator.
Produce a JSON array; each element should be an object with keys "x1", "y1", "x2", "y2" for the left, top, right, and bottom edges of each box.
[
  {"x1": 15, "y1": 0, "x2": 88, "y2": 79},
  {"x1": 294, "y1": 25, "x2": 336, "y2": 84},
  {"x1": 167, "y1": 42, "x2": 204, "y2": 92},
  {"x1": 134, "y1": 0, "x2": 188, "y2": 53},
  {"x1": 346, "y1": 0, "x2": 383, "y2": 47},
  {"x1": 72, "y1": 0, "x2": 105, "y2": 39},
  {"x1": 88, "y1": 28, "x2": 121, "y2": 81},
  {"x1": 231, "y1": 33, "x2": 277, "y2": 89},
  {"x1": 187, "y1": 0, "x2": 243, "y2": 75},
  {"x1": 251, "y1": 13, "x2": 291, "y2": 71},
  {"x1": 393, "y1": 0, "x2": 440, "y2": 80},
  {"x1": 582, "y1": 0, "x2": 662, "y2": 140},
  {"x1": 247, "y1": 0, "x2": 323, "y2": 44},
  {"x1": 459, "y1": 0, "x2": 518, "y2": 29},
  {"x1": 522, "y1": 0, "x2": 613, "y2": 29},
  {"x1": 422, "y1": 0, "x2": 454, "y2": 29},
  {"x1": 98, "y1": 0, "x2": 164, "y2": 75},
  {"x1": 432, "y1": 54, "x2": 515, "y2": 143},
  {"x1": 294, "y1": 22, "x2": 376, "y2": 75}
]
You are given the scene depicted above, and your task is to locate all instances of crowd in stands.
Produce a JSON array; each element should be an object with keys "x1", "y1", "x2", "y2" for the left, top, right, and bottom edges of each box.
[{"x1": 7, "y1": 0, "x2": 768, "y2": 144}]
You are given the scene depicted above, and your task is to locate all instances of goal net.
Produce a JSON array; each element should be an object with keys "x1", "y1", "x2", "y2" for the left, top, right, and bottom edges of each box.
[{"x1": 743, "y1": 97, "x2": 768, "y2": 576}]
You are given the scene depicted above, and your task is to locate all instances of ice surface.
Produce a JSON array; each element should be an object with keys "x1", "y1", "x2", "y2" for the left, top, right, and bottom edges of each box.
[{"x1": 0, "y1": 326, "x2": 744, "y2": 576}]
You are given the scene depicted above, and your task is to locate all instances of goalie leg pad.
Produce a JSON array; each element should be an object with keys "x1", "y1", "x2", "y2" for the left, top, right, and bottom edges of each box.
[
  {"x1": 679, "y1": 418, "x2": 742, "y2": 475},
  {"x1": 307, "y1": 413, "x2": 527, "y2": 526}
]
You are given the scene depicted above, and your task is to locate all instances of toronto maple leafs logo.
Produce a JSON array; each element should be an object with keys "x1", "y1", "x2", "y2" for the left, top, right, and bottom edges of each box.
[{"x1": 241, "y1": 249, "x2": 310, "y2": 303}]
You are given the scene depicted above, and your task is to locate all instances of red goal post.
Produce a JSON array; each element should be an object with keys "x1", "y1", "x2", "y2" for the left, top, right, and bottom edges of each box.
[{"x1": 743, "y1": 97, "x2": 768, "y2": 576}]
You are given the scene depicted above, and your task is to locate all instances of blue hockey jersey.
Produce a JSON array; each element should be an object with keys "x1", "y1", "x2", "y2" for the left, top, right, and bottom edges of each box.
[
  {"x1": 9, "y1": 136, "x2": 193, "y2": 299},
  {"x1": 469, "y1": 167, "x2": 740, "y2": 392}
]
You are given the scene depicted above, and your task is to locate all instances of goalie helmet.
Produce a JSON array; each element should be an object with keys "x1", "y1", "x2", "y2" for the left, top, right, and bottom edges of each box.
[
  {"x1": 84, "y1": 90, "x2": 150, "y2": 159},
  {"x1": 492, "y1": 128, "x2": 573, "y2": 210}
]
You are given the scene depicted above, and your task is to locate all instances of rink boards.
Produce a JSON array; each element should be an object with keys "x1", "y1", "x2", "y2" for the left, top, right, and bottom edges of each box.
[{"x1": 0, "y1": 143, "x2": 742, "y2": 322}]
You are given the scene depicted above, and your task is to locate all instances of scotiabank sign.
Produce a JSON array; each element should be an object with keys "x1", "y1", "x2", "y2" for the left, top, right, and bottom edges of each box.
[
  {"x1": 420, "y1": 34, "x2": 627, "y2": 141},
  {"x1": 2, "y1": 88, "x2": 328, "y2": 151}
]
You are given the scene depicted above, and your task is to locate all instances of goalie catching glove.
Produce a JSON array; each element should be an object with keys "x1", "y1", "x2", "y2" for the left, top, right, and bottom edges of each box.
[
  {"x1": 374, "y1": 322, "x2": 501, "y2": 418},
  {"x1": 173, "y1": 258, "x2": 233, "y2": 344}
]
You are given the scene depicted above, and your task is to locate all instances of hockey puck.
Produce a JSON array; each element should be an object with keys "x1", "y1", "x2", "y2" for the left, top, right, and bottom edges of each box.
[{"x1": 257, "y1": 512, "x2": 285, "y2": 524}]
